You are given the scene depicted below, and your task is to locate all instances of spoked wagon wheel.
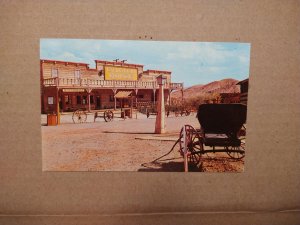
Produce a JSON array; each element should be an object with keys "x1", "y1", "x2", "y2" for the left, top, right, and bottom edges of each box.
[
  {"x1": 104, "y1": 110, "x2": 114, "y2": 122},
  {"x1": 226, "y1": 138, "x2": 245, "y2": 159},
  {"x1": 179, "y1": 125, "x2": 203, "y2": 165},
  {"x1": 226, "y1": 125, "x2": 246, "y2": 159},
  {"x1": 72, "y1": 109, "x2": 87, "y2": 123}
]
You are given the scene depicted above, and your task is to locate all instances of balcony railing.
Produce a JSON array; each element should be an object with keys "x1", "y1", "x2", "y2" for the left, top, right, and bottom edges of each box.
[{"x1": 43, "y1": 77, "x2": 183, "y2": 90}]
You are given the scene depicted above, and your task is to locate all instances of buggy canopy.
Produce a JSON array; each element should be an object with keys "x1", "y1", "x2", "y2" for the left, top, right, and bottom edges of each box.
[{"x1": 197, "y1": 104, "x2": 247, "y2": 135}]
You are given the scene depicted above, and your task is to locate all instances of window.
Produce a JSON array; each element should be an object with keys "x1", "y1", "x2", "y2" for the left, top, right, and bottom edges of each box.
[
  {"x1": 82, "y1": 96, "x2": 87, "y2": 105},
  {"x1": 90, "y1": 95, "x2": 94, "y2": 104},
  {"x1": 77, "y1": 96, "x2": 81, "y2": 104},
  {"x1": 64, "y1": 95, "x2": 70, "y2": 105},
  {"x1": 75, "y1": 70, "x2": 81, "y2": 79},
  {"x1": 51, "y1": 68, "x2": 58, "y2": 78},
  {"x1": 48, "y1": 97, "x2": 54, "y2": 105}
]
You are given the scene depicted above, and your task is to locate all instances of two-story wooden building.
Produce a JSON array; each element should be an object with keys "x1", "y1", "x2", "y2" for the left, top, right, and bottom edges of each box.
[{"x1": 40, "y1": 59, "x2": 183, "y2": 113}]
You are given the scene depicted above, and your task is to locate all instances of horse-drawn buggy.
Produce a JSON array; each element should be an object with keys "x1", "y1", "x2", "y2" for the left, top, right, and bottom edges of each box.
[{"x1": 179, "y1": 103, "x2": 247, "y2": 171}]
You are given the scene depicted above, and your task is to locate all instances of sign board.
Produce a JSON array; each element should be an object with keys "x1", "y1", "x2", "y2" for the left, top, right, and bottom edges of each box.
[
  {"x1": 47, "y1": 96, "x2": 54, "y2": 105},
  {"x1": 62, "y1": 89, "x2": 85, "y2": 92},
  {"x1": 104, "y1": 66, "x2": 138, "y2": 81}
]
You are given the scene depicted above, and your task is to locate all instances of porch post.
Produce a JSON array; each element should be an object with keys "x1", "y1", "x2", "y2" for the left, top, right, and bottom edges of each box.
[
  {"x1": 153, "y1": 88, "x2": 156, "y2": 106},
  {"x1": 135, "y1": 89, "x2": 138, "y2": 108},
  {"x1": 168, "y1": 89, "x2": 172, "y2": 106},
  {"x1": 56, "y1": 88, "x2": 60, "y2": 125},
  {"x1": 112, "y1": 89, "x2": 117, "y2": 110},
  {"x1": 87, "y1": 88, "x2": 92, "y2": 112}
]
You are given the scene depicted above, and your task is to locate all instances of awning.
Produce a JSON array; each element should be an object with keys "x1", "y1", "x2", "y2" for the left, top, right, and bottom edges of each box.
[{"x1": 114, "y1": 91, "x2": 132, "y2": 98}]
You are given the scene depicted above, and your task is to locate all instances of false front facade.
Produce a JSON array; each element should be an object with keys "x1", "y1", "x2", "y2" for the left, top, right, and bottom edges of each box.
[{"x1": 40, "y1": 59, "x2": 183, "y2": 113}]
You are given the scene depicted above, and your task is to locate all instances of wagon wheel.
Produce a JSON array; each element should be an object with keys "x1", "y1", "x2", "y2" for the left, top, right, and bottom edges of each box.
[
  {"x1": 175, "y1": 111, "x2": 180, "y2": 117},
  {"x1": 179, "y1": 125, "x2": 203, "y2": 165},
  {"x1": 104, "y1": 110, "x2": 114, "y2": 122},
  {"x1": 226, "y1": 138, "x2": 245, "y2": 159},
  {"x1": 72, "y1": 109, "x2": 87, "y2": 123},
  {"x1": 226, "y1": 125, "x2": 246, "y2": 159}
]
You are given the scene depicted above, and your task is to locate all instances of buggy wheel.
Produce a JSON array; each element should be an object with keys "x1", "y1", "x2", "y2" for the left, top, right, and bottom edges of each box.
[
  {"x1": 226, "y1": 139, "x2": 245, "y2": 159},
  {"x1": 104, "y1": 110, "x2": 114, "y2": 122},
  {"x1": 179, "y1": 125, "x2": 203, "y2": 165},
  {"x1": 72, "y1": 109, "x2": 87, "y2": 123}
]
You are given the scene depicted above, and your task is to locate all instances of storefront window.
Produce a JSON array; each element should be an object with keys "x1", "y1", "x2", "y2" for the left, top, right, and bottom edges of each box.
[
  {"x1": 77, "y1": 96, "x2": 81, "y2": 104},
  {"x1": 82, "y1": 96, "x2": 87, "y2": 105},
  {"x1": 48, "y1": 96, "x2": 54, "y2": 105},
  {"x1": 75, "y1": 70, "x2": 81, "y2": 79},
  {"x1": 109, "y1": 95, "x2": 114, "y2": 102},
  {"x1": 90, "y1": 95, "x2": 94, "y2": 104},
  {"x1": 51, "y1": 68, "x2": 58, "y2": 78},
  {"x1": 64, "y1": 95, "x2": 70, "y2": 105}
]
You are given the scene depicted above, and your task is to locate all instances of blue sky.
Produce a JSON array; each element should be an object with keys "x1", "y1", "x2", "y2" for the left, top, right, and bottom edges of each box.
[{"x1": 40, "y1": 39, "x2": 251, "y2": 87}]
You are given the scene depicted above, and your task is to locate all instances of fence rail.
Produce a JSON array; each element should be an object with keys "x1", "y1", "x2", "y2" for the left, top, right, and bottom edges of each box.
[{"x1": 43, "y1": 78, "x2": 183, "y2": 90}]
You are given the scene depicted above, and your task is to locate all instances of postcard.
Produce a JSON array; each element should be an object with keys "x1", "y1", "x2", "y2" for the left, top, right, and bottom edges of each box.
[{"x1": 40, "y1": 39, "x2": 251, "y2": 172}]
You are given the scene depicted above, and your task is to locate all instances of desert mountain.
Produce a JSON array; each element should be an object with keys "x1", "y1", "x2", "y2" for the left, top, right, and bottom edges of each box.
[{"x1": 171, "y1": 78, "x2": 240, "y2": 99}]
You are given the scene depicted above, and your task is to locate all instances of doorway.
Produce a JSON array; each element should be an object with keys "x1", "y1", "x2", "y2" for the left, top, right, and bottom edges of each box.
[{"x1": 96, "y1": 96, "x2": 101, "y2": 109}]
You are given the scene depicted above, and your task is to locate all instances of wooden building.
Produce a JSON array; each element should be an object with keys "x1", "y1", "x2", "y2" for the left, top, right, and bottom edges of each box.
[
  {"x1": 219, "y1": 93, "x2": 240, "y2": 103},
  {"x1": 40, "y1": 59, "x2": 183, "y2": 113},
  {"x1": 236, "y1": 78, "x2": 249, "y2": 105}
]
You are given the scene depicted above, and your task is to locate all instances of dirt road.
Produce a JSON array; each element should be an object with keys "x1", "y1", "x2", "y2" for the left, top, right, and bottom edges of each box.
[{"x1": 42, "y1": 113, "x2": 244, "y2": 172}]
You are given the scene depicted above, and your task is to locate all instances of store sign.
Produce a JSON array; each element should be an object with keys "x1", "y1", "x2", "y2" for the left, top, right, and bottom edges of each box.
[
  {"x1": 62, "y1": 89, "x2": 85, "y2": 92},
  {"x1": 104, "y1": 66, "x2": 138, "y2": 81}
]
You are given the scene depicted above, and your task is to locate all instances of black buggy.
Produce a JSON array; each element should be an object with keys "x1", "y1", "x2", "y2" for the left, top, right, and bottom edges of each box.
[{"x1": 179, "y1": 104, "x2": 247, "y2": 166}]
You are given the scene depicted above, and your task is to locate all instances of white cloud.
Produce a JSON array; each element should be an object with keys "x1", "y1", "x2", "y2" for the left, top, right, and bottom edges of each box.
[
  {"x1": 166, "y1": 42, "x2": 236, "y2": 65},
  {"x1": 40, "y1": 39, "x2": 250, "y2": 85}
]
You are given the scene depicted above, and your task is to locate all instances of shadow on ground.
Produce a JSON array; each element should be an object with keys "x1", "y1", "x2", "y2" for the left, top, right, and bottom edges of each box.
[
  {"x1": 138, "y1": 161, "x2": 203, "y2": 172},
  {"x1": 103, "y1": 131, "x2": 155, "y2": 134}
]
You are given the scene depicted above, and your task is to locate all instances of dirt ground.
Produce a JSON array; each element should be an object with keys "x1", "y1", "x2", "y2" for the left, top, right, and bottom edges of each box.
[{"x1": 42, "y1": 112, "x2": 244, "y2": 172}]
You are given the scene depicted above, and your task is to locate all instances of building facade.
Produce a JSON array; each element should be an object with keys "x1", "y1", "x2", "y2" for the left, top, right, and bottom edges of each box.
[{"x1": 40, "y1": 59, "x2": 183, "y2": 113}]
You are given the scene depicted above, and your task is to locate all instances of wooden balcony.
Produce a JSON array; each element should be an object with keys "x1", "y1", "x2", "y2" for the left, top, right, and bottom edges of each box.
[{"x1": 43, "y1": 77, "x2": 183, "y2": 90}]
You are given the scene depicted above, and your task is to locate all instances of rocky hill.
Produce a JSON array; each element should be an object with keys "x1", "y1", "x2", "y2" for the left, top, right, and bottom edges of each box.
[{"x1": 171, "y1": 78, "x2": 240, "y2": 99}]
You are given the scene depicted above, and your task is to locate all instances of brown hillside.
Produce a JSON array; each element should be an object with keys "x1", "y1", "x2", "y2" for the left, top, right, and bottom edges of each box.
[{"x1": 171, "y1": 78, "x2": 240, "y2": 99}]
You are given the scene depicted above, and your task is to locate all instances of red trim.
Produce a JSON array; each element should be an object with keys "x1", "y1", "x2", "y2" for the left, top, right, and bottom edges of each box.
[
  {"x1": 95, "y1": 60, "x2": 144, "y2": 68},
  {"x1": 41, "y1": 59, "x2": 89, "y2": 67},
  {"x1": 144, "y1": 69, "x2": 172, "y2": 74}
]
